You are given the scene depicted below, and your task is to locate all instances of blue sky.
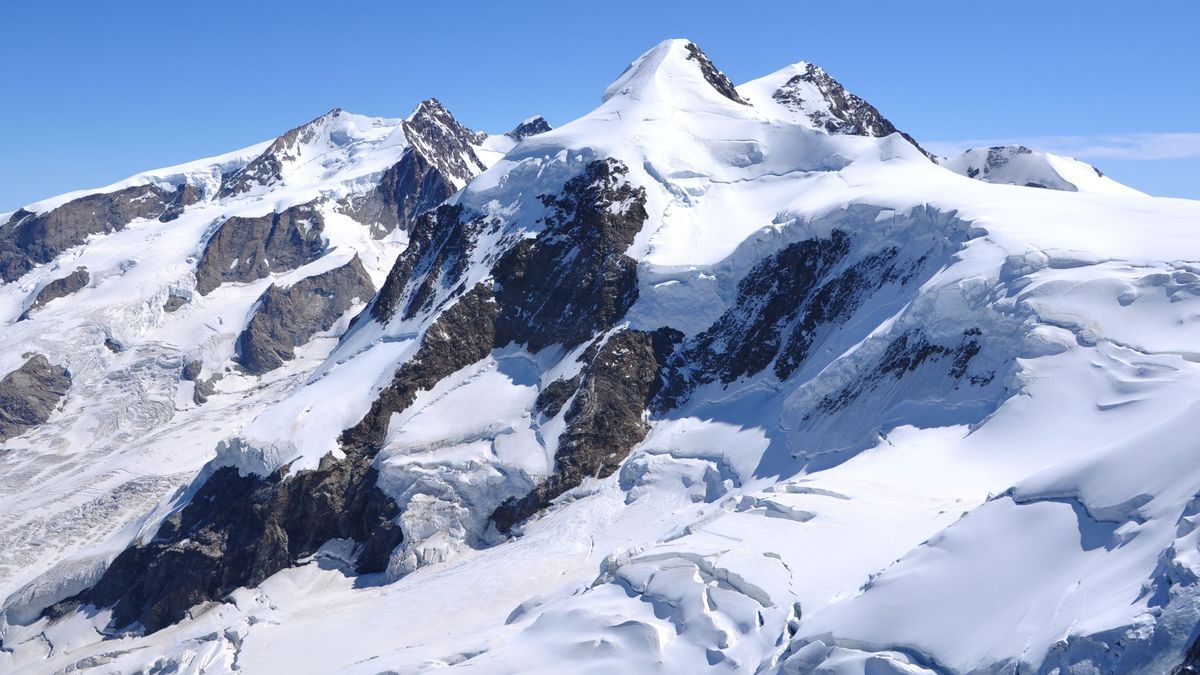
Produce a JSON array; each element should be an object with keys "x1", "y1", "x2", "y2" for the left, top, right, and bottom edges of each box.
[{"x1": 2, "y1": 1, "x2": 1197, "y2": 210}]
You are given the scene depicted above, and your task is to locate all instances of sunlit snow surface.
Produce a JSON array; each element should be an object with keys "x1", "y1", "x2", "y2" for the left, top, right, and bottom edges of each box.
[{"x1": 4, "y1": 38, "x2": 1200, "y2": 673}]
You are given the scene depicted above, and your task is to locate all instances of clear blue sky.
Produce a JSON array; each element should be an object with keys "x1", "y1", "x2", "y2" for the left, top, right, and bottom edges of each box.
[{"x1": 2, "y1": 1, "x2": 1197, "y2": 211}]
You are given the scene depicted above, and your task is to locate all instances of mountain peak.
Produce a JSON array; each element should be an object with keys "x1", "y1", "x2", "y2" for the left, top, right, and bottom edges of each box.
[
  {"x1": 400, "y1": 98, "x2": 487, "y2": 188},
  {"x1": 939, "y1": 144, "x2": 1144, "y2": 195},
  {"x1": 408, "y1": 98, "x2": 450, "y2": 121},
  {"x1": 739, "y1": 60, "x2": 931, "y2": 158},
  {"x1": 506, "y1": 115, "x2": 552, "y2": 141},
  {"x1": 217, "y1": 108, "x2": 402, "y2": 198},
  {"x1": 742, "y1": 61, "x2": 896, "y2": 137},
  {"x1": 601, "y1": 39, "x2": 748, "y2": 107}
]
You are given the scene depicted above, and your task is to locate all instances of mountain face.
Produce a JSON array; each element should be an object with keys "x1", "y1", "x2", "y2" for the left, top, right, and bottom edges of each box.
[{"x1": 2, "y1": 38, "x2": 1200, "y2": 674}]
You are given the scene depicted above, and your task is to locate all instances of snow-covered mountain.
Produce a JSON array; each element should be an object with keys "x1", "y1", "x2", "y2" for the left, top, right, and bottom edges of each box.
[
  {"x1": 939, "y1": 144, "x2": 1145, "y2": 196},
  {"x1": 2, "y1": 38, "x2": 1200, "y2": 674}
]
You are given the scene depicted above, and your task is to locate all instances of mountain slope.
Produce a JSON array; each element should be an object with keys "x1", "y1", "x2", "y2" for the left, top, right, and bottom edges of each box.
[
  {"x1": 3, "y1": 39, "x2": 1200, "y2": 675},
  {"x1": 0, "y1": 98, "x2": 506, "y2": 632}
]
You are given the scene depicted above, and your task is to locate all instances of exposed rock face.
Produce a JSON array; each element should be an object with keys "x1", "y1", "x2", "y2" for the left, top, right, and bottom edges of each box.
[
  {"x1": 535, "y1": 375, "x2": 581, "y2": 418},
  {"x1": 956, "y1": 145, "x2": 1039, "y2": 182},
  {"x1": 684, "y1": 42, "x2": 749, "y2": 105},
  {"x1": 194, "y1": 202, "x2": 326, "y2": 295},
  {"x1": 368, "y1": 203, "x2": 485, "y2": 323},
  {"x1": 340, "y1": 150, "x2": 457, "y2": 237},
  {"x1": 980, "y1": 145, "x2": 1034, "y2": 176},
  {"x1": 771, "y1": 63, "x2": 930, "y2": 157},
  {"x1": 401, "y1": 99, "x2": 488, "y2": 188},
  {"x1": 344, "y1": 284, "x2": 500, "y2": 451},
  {"x1": 669, "y1": 232, "x2": 854, "y2": 394},
  {"x1": 368, "y1": 157, "x2": 656, "y2": 531},
  {"x1": 971, "y1": 146, "x2": 1051, "y2": 187},
  {"x1": 809, "y1": 328, "x2": 990, "y2": 418},
  {"x1": 0, "y1": 355, "x2": 71, "y2": 442},
  {"x1": 180, "y1": 359, "x2": 217, "y2": 405},
  {"x1": 235, "y1": 256, "x2": 375, "y2": 375},
  {"x1": 340, "y1": 100, "x2": 489, "y2": 238},
  {"x1": 374, "y1": 158, "x2": 646, "y2": 342},
  {"x1": 491, "y1": 327, "x2": 681, "y2": 532},
  {"x1": 505, "y1": 116, "x2": 552, "y2": 141},
  {"x1": 159, "y1": 183, "x2": 202, "y2": 222},
  {"x1": 659, "y1": 226, "x2": 942, "y2": 407},
  {"x1": 492, "y1": 158, "x2": 646, "y2": 351},
  {"x1": 21, "y1": 267, "x2": 89, "y2": 318},
  {"x1": 0, "y1": 184, "x2": 195, "y2": 283},
  {"x1": 55, "y1": 457, "x2": 402, "y2": 634}
]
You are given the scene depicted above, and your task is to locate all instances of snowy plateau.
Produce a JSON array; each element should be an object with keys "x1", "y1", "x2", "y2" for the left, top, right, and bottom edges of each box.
[{"x1": 1, "y1": 38, "x2": 1200, "y2": 674}]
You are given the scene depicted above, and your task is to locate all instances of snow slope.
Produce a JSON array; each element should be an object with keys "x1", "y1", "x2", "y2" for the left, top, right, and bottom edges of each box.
[{"x1": 3, "y1": 38, "x2": 1200, "y2": 675}]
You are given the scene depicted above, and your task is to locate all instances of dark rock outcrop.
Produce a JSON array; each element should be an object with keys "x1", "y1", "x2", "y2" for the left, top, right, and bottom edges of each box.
[
  {"x1": 341, "y1": 150, "x2": 458, "y2": 238},
  {"x1": 658, "y1": 225, "x2": 945, "y2": 408},
  {"x1": 235, "y1": 256, "x2": 375, "y2": 375},
  {"x1": 362, "y1": 156, "x2": 650, "y2": 451},
  {"x1": 372, "y1": 158, "x2": 647, "y2": 344},
  {"x1": 159, "y1": 183, "x2": 202, "y2": 222},
  {"x1": 0, "y1": 184, "x2": 196, "y2": 283},
  {"x1": 180, "y1": 359, "x2": 216, "y2": 405},
  {"x1": 54, "y1": 457, "x2": 402, "y2": 634},
  {"x1": 163, "y1": 292, "x2": 189, "y2": 313},
  {"x1": 773, "y1": 245, "x2": 920, "y2": 380},
  {"x1": 492, "y1": 158, "x2": 646, "y2": 351},
  {"x1": 505, "y1": 116, "x2": 552, "y2": 141},
  {"x1": 771, "y1": 63, "x2": 931, "y2": 158},
  {"x1": 0, "y1": 355, "x2": 70, "y2": 442},
  {"x1": 667, "y1": 232, "x2": 853, "y2": 395},
  {"x1": 684, "y1": 42, "x2": 749, "y2": 105},
  {"x1": 809, "y1": 328, "x2": 990, "y2": 418},
  {"x1": 535, "y1": 375, "x2": 582, "y2": 418},
  {"x1": 20, "y1": 267, "x2": 89, "y2": 319},
  {"x1": 194, "y1": 202, "x2": 326, "y2": 295},
  {"x1": 962, "y1": 146, "x2": 1035, "y2": 181},
  {"x1": 368, "y1": 203, "x2": 487, "y2": 324},
  {"x1": 491, "y1": 327, "x2": 681, "y2": 532},
  {"x1": 367, "y1": 157, "x2": 654, "y2": 532},
  {"x1": 344, "y1": 283, "x2": 500, "y2": 451}
]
